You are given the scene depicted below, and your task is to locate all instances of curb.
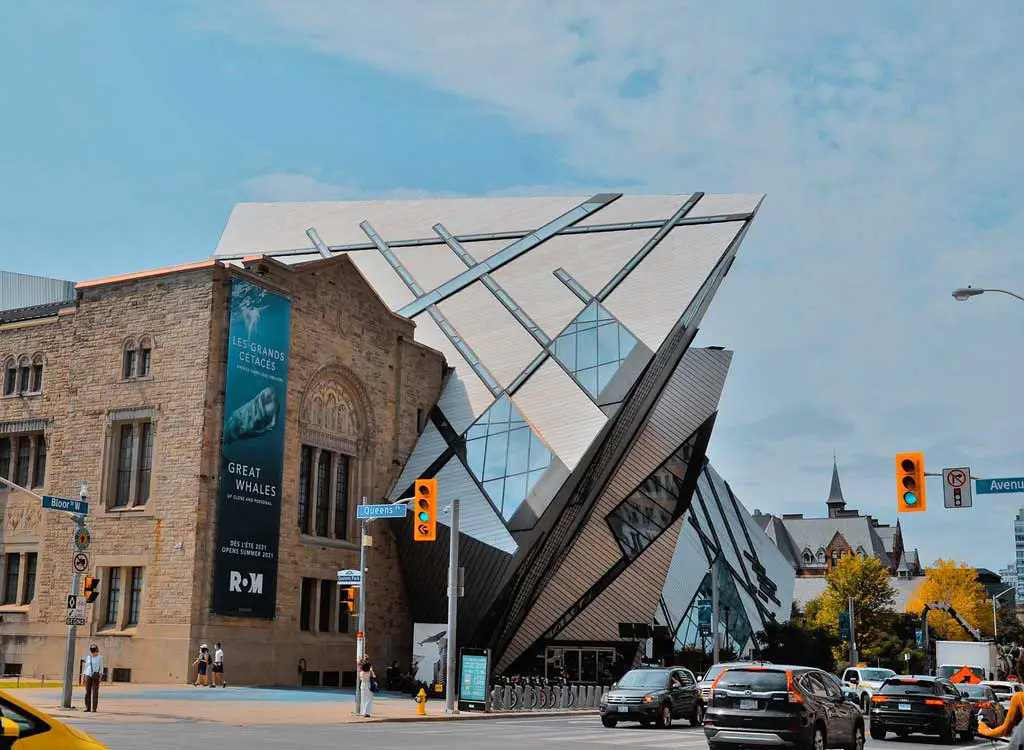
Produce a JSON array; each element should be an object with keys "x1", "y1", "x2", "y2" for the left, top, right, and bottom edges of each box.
[{"x1": 370, "y1": 709, "x2": 599, "y2": 723}]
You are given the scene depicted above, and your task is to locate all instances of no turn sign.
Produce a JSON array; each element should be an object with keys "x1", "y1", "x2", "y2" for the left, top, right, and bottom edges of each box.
[{"x1": 943, "y1": 467, "x2": 973, "y2": 509}]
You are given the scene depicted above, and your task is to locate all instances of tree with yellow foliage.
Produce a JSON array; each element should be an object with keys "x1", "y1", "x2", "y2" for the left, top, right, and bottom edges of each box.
[
  {"x1": 905, "y1": 560, "x2": 993, "y2": 640},
  {"x1": 808, "y1": 553, "x2": 895, "y2": 662}
]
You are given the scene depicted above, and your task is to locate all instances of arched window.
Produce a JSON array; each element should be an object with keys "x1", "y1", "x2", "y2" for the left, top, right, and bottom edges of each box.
[
  {"x1": 802, "y1": 548, "x2": 813, "y2": 565},
  {"x1": 816, "y1": 548, "x2": 825, "y2": 563},
  {"x1": 138, "y1": 336, "x2": 153, "y2": 377},
  {"x1": 831, "y1": 550, "x2": 842, "y2": 566},
  {"x1": 16, "y1": 356, "x2": 30, "y2": 395},
  {"x1": 122, "y1": 338, "x2": 137, "y2": 379},
  {"x1": 29, "y1": 354, "x2": 43, "y2": 393},
  {"x1": 122, "y1": 336, "x2": 154, "y2": 380},
  {"x1": 2, "y1": 358, "x2": 15, "y2": 396}
]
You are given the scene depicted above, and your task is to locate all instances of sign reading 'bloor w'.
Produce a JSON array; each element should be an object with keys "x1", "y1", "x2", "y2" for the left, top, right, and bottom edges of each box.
[{"x1": 211, "y1": 278, "x2": 292, "y2": 619}]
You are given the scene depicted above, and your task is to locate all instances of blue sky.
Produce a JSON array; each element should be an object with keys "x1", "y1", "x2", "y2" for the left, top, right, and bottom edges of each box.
[{"x1": 2, "y1": 1, "x2": 1023, "y2": 572}]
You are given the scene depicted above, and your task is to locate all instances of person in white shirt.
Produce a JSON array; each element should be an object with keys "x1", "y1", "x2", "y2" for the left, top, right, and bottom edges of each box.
[
  {"x1": 211, "y1": 642, "x2": 226, "y2": 687},
  {"x1": 83, "y1": 644, "x2": 103, "y2": 712}
]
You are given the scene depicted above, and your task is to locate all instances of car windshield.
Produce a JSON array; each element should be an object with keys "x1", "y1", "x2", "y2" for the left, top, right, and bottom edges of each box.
[
  {"x1": 860, "y1": 669, "x2": 896, "y2": 681},
  {"x1": 880, "y1": 679, "x2": 935, "y2": 696},
  {"x1": 716, "y1": 670, "x2": 788, "y2": 692},
  {"x1": 961, "y1": 684, "x2": 990, "y2": 698},
  {"x1": 987, "y1": 685, "x2": 1014, "y2": 696},
  {"x1": 617, "y1": 670, "x2": 668, "y2": 689}
]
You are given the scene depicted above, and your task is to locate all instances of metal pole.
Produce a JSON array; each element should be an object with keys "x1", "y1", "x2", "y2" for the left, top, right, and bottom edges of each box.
[
  {"x1": 711, "y1": 557, "x2": 720, "y2": 664},
  {"x1": 356, "y1": 507, "x2": 368, "y2": 715},
  {"x1": 445, "y1": 498, "x2": 459, "y2": 713},
  {"x1": 994, "y1": 596, "x2": 999, "y2": 640},
  {"x1": 848, "y1": 596, "x2": 857, "y2": 665},
  {"x1": 61, "y1": 481, "x2": 88, "y2": 710}
]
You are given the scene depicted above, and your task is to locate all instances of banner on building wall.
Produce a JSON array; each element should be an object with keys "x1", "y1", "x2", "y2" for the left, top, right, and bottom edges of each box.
[{"x1": 211, "y1": 278, "x2": 292, "y2": 618}]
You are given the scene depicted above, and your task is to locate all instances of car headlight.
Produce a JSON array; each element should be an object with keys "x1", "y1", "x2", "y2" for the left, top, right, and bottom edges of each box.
[
  {"x1": 600, "y1": 694, "x2": 608, "y2": 704},
  {"x1": 643, "y1": 695, "x2": 655, "y2": 703}
]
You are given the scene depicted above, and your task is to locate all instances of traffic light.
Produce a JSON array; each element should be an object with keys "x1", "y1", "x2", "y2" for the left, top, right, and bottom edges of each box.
[
  {"x1": 83, "y1": 576, "x2": 99, "y2": 604},
  {"x1": 340, "y1": 587, "x2": 357, "y2": 614},
  {"x1": 896, "y1": 452, "x2": 926, "y2": 512},
  {"x1": 838, "y1": 611, "x2": 851, "y2": 641},
  {"x1": 413, "y1": 479, "x2": 437, "y2": 542}
]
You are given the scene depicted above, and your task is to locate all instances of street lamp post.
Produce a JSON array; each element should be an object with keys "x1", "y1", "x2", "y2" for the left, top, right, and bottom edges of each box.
[
  {"x1": 993, "y1": 588, "x2": 1014, "y2": 640},
  {"x1": 952, "y1": 286, "x2": 1024, "y2": 304}
]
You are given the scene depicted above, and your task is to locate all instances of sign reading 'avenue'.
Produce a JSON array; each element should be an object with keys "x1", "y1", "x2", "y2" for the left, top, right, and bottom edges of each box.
[
  {"x1": 356, "y1": 503, "x2": 408, "y2": 520},
  {"x1": 976, "y1": 477, "x2": 1024, "y2": 495}
]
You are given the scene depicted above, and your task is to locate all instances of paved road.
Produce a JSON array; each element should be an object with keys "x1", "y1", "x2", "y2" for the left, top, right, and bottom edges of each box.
[{"x1": 65, "y1": 714, "x2": 997, "y2": 750}]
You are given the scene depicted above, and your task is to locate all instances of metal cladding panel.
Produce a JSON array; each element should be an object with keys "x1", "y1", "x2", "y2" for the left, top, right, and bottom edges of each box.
[
  {"x1": 511, "y1": 358, "x2": 608, "y2": 471},
  {"x1": 345, "y1": 250, "x2": 415, "y2": 312},
  {"x1": 499, "y1": 349, "x2": 729, "y2": 668},
  {"x1": 685, "y1": 193, "x2": 764, "y2": 219},
  {"x1": 489, "y1": 250, "x2": 587, "y2": 341},
  {"x1": 387, "y1": 423, "x2": 447, "y2": 502},
  {"x1": 436, "y1": 281, "x2": 543, "y2": 390},
  {"x1": 576, "y1": 195, "x2": 693, "y2": 227},
  {"x1": 661, "y1": 515, "x2": 713, "y2": 628},
  {"x1": 735, "y1": 578, "x2": 766, "y2": 645},
  {"x1": 394, "y1": 512, "x2": 513, "y2": 630},
  {"x1": 433, "y1": 456, "x2": 517, "y2": 554},
  {"x1": 604, "y1": 222, "x2": 744, "y2": 352},
  {"x1": 550, "y1": 228, "x2": 660, "y2": 300},
  {"x1": 415, "y1": 316, "x2": 494, "y2": 434},
  {"x1": 213, "y1": 197, "x2": 590, "y2": 255},
  {"x1": 392, "y1": 244, "x2": 470, "y2": 293},
  {"x1": 447, "y1": 238, "x2": 518, "y2": 264},
  {"x1": 0, "y1": 271, "x2": 75, "y2": 312},
  {"x1": 695, "y1": 471, "x2": 747, "y2": 586},
  {"x1": 732, "y1": 490, "x2": 796, "y2": 620},
  {"x1": 555, "y1": 516, "x2": 683, "y2": 641}
]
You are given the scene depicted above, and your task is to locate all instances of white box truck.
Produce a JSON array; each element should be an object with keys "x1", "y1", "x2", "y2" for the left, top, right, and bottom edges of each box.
[{"x1": 935, "y1": 641, "x2": 1000, "y2": 682}]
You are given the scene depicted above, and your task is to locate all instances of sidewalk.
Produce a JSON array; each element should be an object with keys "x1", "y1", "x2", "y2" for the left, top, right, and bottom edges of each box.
[{"x1": 11, "y1": 684, "x2": 596, "y2": 726}]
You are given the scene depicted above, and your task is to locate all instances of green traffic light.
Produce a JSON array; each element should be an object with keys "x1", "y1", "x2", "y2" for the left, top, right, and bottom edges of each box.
[
  {"x1": 903, "y1": 491, "x2": 918, "y2": 505},
  {"x1": 418, "y1": 511, "x2": 430, "y2": 522}
]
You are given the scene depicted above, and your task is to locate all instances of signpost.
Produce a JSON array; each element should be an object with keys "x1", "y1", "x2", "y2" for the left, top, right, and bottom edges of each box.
[
  {"x1": 356, "y1": 503, "x2": 408, "y2": 520},
  {"x1": 943, "y1": 467, "x2": 973, "y2": 508},
  {"x1": 976, "y1": 477, "x2": 1024, "y2": 495},
  {"x1": 41, "y1": 495, "x2": 89, "y2": 516},
  {"x1": 336, "y1": 569, "x2": 362, "y2": 586}
]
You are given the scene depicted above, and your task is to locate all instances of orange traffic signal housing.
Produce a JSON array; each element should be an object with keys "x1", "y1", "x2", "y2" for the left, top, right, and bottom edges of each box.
[
  {"x1": 341, "y1": 587, "x2": 357, "y2": 613},
  {"x1": 83, "y1": 576, "x2": 99, "y2": 604},
  {"x1": 896, "y1": 452, "x2": 926, "y2": 512},
  {"x1": 413, "y1": 479, "x2": 437, "y2": 542}
]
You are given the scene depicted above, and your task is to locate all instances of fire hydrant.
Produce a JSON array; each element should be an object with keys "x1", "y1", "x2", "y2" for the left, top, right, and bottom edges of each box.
[{"x1": 415, "y1": 687, "x2": 427, "y2": 716}]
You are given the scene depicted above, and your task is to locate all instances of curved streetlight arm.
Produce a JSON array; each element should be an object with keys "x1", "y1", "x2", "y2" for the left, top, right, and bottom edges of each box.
[{"x1": 952, "y1": 287, "x2": 1024, "y2": 303}]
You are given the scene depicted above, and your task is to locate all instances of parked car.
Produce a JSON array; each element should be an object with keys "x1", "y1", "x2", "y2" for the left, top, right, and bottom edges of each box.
[
  {"x1": 982, "y1": 680, "x2": 1024, "y2": 712},
  {"x1": 841, "y1": 666, "x2": 896, "y2": 712},
  {"x1": 958, "y1": 682, "x2": 1006, "y2": 728},
  {"x1": 599, "y1": 666, "x2": 701, "y2": 728},
  {"x1": 696, "y1": 661, "x2": 765, "y2": 710},
  {"x1": 868, "y1": 675, "x2": 974, "y2": 742},
  {"x1": 704, "y1": 664, "x2": 864, "y2": 750}
]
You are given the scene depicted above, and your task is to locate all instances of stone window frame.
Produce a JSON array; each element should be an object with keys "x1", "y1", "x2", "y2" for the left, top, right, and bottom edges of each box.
[
  {"x1": 120, "y1": 336, "x2": 155, "y2": 382},
  {"x1": 99, "y1": 407, "x2": 159, "y2": 515},
  {"x1": 2, "y1": 353, "x2": 44, "y2": 398},
  {"x1": 298, "y1": 575, "x2": 352, "y2": 637},
  {"x1": 297, "y1": 365, "x2": 376, "y2": 550},
  {"x1": 0, "y1": 429, "x2": 48, "y2": 491},
  {"x1": 92, "y1": 558, "x2": 147, "y2": 634},
  {"x1": 0, "y1": 547, "x2": 39, "y2": 613}
]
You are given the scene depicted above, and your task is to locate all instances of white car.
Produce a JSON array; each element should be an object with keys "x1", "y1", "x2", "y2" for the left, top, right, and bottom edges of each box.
[
  {"x1": 982, "y1": 680, "x2": 1024, "y2": 712},
  {"x1": 841, "y1": 667, "x2": 897, "y2": 712}
]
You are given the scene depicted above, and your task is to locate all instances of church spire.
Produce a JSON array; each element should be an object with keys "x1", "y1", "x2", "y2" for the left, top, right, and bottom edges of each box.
[{"x1": 827, "y1": 456, "x2": 847, "y2": 518}]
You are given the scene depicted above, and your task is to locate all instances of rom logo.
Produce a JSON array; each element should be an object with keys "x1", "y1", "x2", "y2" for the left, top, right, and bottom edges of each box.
[{"x1": 229, "y1": 571, "x2": 264, "y2": 595}]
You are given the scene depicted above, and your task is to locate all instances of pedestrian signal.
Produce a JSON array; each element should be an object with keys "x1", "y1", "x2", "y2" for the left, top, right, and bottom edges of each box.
[
  {"x1": 341, "y1": 587, "x2": 357, "y2": 614},
  {"x1": 413, "y1": 479, "x2": 437, "y2": 542},
  {"x1": 838, "y1": 611, "x2": 851, "y2": 641},
  {"x1": 895, "y1": 452, "x2": 926, "y2": 512},
  {"x1": 83, "y1": 576, "x2": 99, "y2": 604}
]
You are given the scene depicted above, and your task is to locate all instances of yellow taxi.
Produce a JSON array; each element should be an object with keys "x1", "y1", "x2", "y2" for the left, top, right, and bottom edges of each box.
[{"x1": 0, "y1": 690, "x2": 105, "y2": 749}]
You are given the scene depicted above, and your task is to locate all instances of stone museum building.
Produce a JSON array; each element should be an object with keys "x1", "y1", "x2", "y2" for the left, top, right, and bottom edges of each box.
[{"x1": 0, "y1": 192, "x2": 797, "y2": 687}]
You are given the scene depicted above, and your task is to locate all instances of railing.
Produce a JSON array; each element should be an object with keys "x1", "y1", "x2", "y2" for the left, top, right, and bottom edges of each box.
[{"x1": 487, "y1": 683, "x2": 607, "y2": 711}]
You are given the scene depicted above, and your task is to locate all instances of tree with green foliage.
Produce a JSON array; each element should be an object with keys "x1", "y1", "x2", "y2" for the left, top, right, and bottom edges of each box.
[
  {"x1": 808, "y1": 552, "x2": 896, "y2": 665},
  {"x1": 755, "y1": 618, "x2": 838, "y2": 672}
]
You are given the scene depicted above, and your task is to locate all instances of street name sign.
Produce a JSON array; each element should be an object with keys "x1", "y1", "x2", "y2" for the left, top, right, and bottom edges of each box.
[
  {"x1": 943, "y1": 467, "x2": 973, "y2": 508},
  {"x1": 337, "y1": 569, "x2": 362, "y2": 586},
  {"x1": 66, "y1": 595, "x2": 85, "y2": 627},
  {"x1": 42, "y1": 495, "x2": 89, "y2": 515},
  {"x1": 976, "y1": 477, "x2": 1024, "y2": 495},
  {"x1": 356, "y1": 503, "x2": 408, "y2": 520}
]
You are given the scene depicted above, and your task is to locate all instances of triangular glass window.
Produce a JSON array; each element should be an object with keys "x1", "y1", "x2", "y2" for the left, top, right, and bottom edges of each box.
[
  {"x1": 463, "y1": 395, "x2": 551, "y2": 521},
  {"x1": 552, "y1": 301, "x2": 638, "y2": 399}
]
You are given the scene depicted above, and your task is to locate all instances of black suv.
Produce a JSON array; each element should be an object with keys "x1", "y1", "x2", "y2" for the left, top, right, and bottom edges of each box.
[
  {"x1": 600, "y1": 666, "x2": 701, "y2": 728},
  {"x1": 704, "y1": 665, "x2": 863, "y2": 750},
  {"x1": 869, "y1": 675, "x2": 974, "y2": 742}
]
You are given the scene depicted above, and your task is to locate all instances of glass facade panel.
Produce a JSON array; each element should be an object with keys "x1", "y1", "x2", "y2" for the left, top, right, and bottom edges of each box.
[
  {"x1": 551, "y1": 301, "x2": 638, "y2": 399},
  {"x1": 666, "y1": 557, "x2": 755, "y2": 655},
  {"x1": 463, "y1": 395, "x2": 552, "y2": 521},
  {"x1": 606, "y1": 437, "x2": 695, "y2": 560}
]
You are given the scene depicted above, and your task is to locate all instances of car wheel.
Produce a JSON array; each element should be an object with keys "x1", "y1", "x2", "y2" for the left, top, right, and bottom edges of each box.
[
  {"x1": 656, "y1": 702, "x2": 672, "y2": 729},
  {"x1": 807, "y1": 724, "x2": 826, "y2": 750},
  {"x1": 869, "y1": 724, "x2": 886, "y2": 741},
  {"x1": 851, "y1": 722, "x2": 865, "y2": 750},
  {"x1": 940, "y1": 715, "x2": 956, "y2": 744},
  {"x1": 601, "y1": 716, "x2": 618, "y2": 728},
  {"x1": 690, "y1": 701, "x2": 705, "y2": 726}
]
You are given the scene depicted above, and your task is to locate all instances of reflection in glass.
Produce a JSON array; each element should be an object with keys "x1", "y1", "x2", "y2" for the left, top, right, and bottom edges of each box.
[
  {"x1": 552, "y1": 301, "x2": 637, "y2": 399},
  {"x1": 663, "y1": 555, "x2": 754, "y2": 655},
  {"x1": 606, "y1": 437, "x2": 694, "y2": 560},
  {"x1": 463, "y1": 395, "x2": 551, "y2": 520}
]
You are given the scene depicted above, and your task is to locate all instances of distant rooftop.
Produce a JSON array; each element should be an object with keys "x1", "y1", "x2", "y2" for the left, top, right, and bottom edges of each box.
[{"x1": 0, "y1": 270, "x2": 76, "y2": 314}]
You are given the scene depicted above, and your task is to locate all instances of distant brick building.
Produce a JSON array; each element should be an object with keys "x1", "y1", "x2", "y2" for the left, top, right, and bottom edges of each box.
[
  {"x1": 752, "y1": 459, "x2": 922, "y2": 578},
  {"x1": 0, "y1": 258, "x2": 444, "y2": 685}
]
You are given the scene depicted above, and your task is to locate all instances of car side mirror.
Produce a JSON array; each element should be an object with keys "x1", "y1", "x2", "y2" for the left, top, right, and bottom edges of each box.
[
  {"x1": 843, "y1": 689, "x2": 858, "y2": 703},
  {"x1": 611, "y1": 682, "x2": 617, "y2": 689},
  {"x1": 0, "y1": 717, "x2": 19, "y2": 739}
]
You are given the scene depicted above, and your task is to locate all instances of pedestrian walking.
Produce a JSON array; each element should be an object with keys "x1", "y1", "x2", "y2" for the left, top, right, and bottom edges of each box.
[
  {"x1": 211, "y1": 642, "x2": 226, "y2": 687},
  {"x1": 193, "y1": 644, "x2": 211, "y2": 686},
  {"x1": 83, "y1": 644, "x2": 103, "y2": 713},
  {"x1": 358, "y1": 657, "x2": 377, "y2": 717}
]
